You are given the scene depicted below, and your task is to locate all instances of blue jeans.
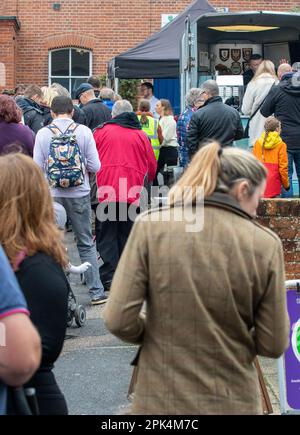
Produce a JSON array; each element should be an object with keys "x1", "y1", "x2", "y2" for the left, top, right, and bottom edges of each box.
[
  {"x1": 55, "y1": 195, "x2": 105, "y2": 300},
  {"x1": 281, "y1": 150, "x2": 300, "y2": 198},
  {"x1": 178, "y1": 144, "x2": 190, "y2": 168}
]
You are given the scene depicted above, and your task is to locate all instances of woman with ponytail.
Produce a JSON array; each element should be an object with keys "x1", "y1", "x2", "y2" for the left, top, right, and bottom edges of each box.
[
  {"x1": 155, "y1": 99, "x2": 179, "y2": 172},
  {"x1": 104, "y1": 142, "x2": 289, "y2": 415},
  {"x1": 253, "y1": 116, "x2": 289, "y2": 198}
]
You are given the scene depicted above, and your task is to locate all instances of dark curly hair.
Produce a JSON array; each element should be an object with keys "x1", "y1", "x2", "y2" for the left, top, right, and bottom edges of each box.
[{"x1": 0, "y1": 95, "x2": 22, "y2": 123}]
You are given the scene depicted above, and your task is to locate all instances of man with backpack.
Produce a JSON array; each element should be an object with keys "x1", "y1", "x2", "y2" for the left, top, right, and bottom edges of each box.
[{"x1": 33, "y1": 96, "x2": 106, "y2": 305}]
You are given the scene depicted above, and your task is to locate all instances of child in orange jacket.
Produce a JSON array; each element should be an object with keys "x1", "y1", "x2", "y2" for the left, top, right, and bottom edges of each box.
[{"x1": 253, "y1": 116, "x2": 289, "y2": 198}]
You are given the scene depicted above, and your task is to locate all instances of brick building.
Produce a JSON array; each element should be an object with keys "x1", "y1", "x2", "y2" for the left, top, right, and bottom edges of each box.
[{"x1": 0, "y1": 0, "x2": 299, "y2": 94}]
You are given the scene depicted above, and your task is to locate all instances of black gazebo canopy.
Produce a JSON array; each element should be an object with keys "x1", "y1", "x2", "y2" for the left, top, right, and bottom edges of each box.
[{"x1": 108, "y1": 0, "x2": 215, "y2": 79}]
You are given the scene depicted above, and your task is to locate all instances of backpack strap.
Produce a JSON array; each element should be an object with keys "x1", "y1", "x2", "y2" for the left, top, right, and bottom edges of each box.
[
  {"x1": 47, "y1": 122, "x2": 79, "y2": 136},
  {"x1": 64, "y1": 122, "x2": 79, "y2": 135},
  {"x1": 47, "y1": 124, "x2": 63, "y2": 136}
]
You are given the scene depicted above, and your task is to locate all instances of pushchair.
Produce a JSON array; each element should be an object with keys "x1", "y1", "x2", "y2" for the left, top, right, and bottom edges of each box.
[
  {"x1": 65, "y1": 271, "x2": 86, "y2": 328},
  {"x1": 157, "y1": 164, "x2": 184, "y2": 188},
  {"x1": 54, "y1": 201, "x2": 87, "y2": 328}
]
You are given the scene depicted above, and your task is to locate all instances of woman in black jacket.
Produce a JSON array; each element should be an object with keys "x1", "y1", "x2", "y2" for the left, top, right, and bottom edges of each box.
[{"x1": 0, "y1": 153, "x2": 69, "y2": 415}]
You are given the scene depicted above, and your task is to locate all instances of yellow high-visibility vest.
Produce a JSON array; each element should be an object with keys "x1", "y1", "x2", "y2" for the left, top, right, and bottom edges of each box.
[{"x1": 138, "y1": 115, "x2": 160, "y2": 160}]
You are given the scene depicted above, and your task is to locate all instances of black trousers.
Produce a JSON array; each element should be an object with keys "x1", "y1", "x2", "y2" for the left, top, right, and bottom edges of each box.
[
  {"x1": 157, "y1": 146, "x2": 178, "y2": 172},
  {"x1": 96, "y1": 203, "x2": 138, "y2": 285},
  {"x1": 154, "y1": 146, "x2": 178, "y2": 187},
  {"x1": 7, "y1": 370, "x2": 68, "y2": 415},
  {"x1": 28, "y1": 370, "x2": 68, "y2": 416},
  {"x1": 92, "y1": 203, "x2": 101, "y2": 243}
]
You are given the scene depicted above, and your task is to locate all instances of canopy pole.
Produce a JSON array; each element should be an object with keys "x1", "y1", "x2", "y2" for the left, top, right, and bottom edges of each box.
[{"x1": 114, "y1": 77, "x2": 119, "y2": 94}]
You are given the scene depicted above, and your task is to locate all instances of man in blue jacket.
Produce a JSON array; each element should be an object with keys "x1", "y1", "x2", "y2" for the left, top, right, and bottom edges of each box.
[{"x1": 99, "y1": 88, "x2": 115, "y2": 112}]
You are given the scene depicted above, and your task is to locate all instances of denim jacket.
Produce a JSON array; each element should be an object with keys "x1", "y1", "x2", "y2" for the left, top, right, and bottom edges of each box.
[{"x1": 176, "y1": 105, "x2": 196, "y2": 167}]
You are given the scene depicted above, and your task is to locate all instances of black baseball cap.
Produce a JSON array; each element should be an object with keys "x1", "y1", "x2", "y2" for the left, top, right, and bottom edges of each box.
[{"x1": 75, "y1": 83, "x2": 93, "y2": 100}]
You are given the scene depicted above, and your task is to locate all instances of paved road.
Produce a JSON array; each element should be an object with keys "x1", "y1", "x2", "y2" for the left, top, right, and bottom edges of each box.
[
  {"x1": 54, "y1": 232, "x2": 137, "y2": 415},
  {"x1": 54, "y1": 232, "x2": 282, "y2": 415}
]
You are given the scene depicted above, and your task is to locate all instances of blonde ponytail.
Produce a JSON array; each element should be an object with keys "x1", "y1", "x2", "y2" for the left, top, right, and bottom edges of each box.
[
  {"x1": 262, "y1": 131, "x2": 269, "y2": 150},
  {"x1": 169, "y1": 141, "x2": 267, "y2": 206},
  {"x1": 169, "y1": 141, "x2": 221, "y2": 205}
]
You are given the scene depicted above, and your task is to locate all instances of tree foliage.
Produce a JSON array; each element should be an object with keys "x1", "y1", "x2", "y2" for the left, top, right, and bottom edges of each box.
[{"x1": 119, "y1": 79, "x2": 140, "y2": 110}]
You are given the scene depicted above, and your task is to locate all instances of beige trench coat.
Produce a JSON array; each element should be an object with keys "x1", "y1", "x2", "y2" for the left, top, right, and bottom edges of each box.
[{"x1": 104, "y1": 193, "x2": 290, "y2": 415}]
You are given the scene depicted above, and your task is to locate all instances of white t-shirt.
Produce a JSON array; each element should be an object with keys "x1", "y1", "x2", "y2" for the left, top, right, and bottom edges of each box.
[{"x1": 159, "y1": 115, "x2": 179, "y2": 148}]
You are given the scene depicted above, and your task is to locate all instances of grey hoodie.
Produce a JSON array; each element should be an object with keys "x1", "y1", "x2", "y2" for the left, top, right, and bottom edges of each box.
[{"x1": 34, "y1": 118, "x2": 101, "y2": 198}]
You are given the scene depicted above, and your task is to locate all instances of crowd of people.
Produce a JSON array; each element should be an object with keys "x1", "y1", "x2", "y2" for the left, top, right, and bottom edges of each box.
[{"x1": 0, "y1": 60, "x2": 298, "y2": 414}]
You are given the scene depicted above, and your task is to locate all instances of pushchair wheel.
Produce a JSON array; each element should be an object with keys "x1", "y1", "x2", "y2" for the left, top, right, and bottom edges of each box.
[
  {"x1": 67, "y1": 318, "x2": 73, "y2": 328},
  {"x1": 75, "y1": 305, "x2": 86, "y2": 327}
]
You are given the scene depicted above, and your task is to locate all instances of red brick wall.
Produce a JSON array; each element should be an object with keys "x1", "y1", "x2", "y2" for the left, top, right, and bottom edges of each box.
[
  {"x1": 0, "y1": 0, "x2": 299, "y2": 88},
  {"x1": 257, "y1": 200, "x2": 300, "y2": 280},
  {"x1": 0, "y1": 21, "x2": 18, "y2": 89},
  {"x1": 15, "y1": 0, "x2": 154, "y2": 87},
  {"x1": 212, "y1": 0, "x2": 298, "y2": 10},
  {"x1": 0, "y1": 1, "x2": 18, "y2": 15}
]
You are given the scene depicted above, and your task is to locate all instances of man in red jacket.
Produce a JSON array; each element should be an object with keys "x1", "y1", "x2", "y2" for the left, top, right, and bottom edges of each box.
[{"x1": 93, "y1": 100, "x2": 157, "y2": 291}]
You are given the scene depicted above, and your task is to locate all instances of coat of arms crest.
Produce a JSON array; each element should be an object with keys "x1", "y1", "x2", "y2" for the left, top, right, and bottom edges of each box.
[
  {"x1": 231, "y1": 49, "x2": 241, "y2": 62},
  {"x1": 219, "y1": 49, "x2": 230, "y2": 62},
  {"x1": 243, "y1": 48, "x2": 253, "y2": 61},
  {"x1": 231, "y1": 62, "x2": 242, "y2": 75}
]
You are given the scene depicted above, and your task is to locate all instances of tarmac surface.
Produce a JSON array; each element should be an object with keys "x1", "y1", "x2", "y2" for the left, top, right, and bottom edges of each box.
[
  {"x1": 54, "y1": 232, "x2": 282, "y2": 415},
  {"x1": 53, "y1": 232, "x2": 136, "y2": 415}
]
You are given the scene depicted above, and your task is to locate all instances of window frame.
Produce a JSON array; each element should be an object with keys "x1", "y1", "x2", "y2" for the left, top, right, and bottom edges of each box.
[{"x1": 48, "y1": 47, "x2": 92, "y2": 97}]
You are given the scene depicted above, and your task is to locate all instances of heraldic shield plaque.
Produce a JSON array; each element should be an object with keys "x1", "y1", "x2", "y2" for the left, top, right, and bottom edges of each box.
[
  {"x1": 219, "y1": 49, "x2": 229, "y2": 62},
  {"x1": 243, "y1": 48, "x2": 253, "y2": 61},
  {"x1": 231, "y1": 49, "x2": 241, "y2": 62},
  {"x1": 231, "y1": 62, "x2": 242, "y2": 75}
]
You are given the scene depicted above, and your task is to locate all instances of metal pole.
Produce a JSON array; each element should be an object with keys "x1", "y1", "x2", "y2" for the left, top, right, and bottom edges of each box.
[
  {"x1": 114, "y1": 77, "x2": 119, "y2": 94},
  {"x1": 277, "y1": 357, "x2": 288, "y2": 414}
]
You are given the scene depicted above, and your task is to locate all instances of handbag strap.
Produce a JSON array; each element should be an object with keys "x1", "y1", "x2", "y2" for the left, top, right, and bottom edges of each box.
[
  {"x1": 249, "y1": 103, "x2": 263, "y2": 121},
  {"x1": 249, "y1": 83, "x2": 275, "y2": 121}
]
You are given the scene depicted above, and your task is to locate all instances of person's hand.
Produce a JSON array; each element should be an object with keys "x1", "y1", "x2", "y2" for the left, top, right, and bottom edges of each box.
[{"x1": 79, "y1": 262, "x2": 92, "y2": 273}]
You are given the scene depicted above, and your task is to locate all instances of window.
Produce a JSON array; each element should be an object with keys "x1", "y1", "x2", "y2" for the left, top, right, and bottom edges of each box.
[{"x1": 49, "y1": 48, "x2": 92, "y2": 98}]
